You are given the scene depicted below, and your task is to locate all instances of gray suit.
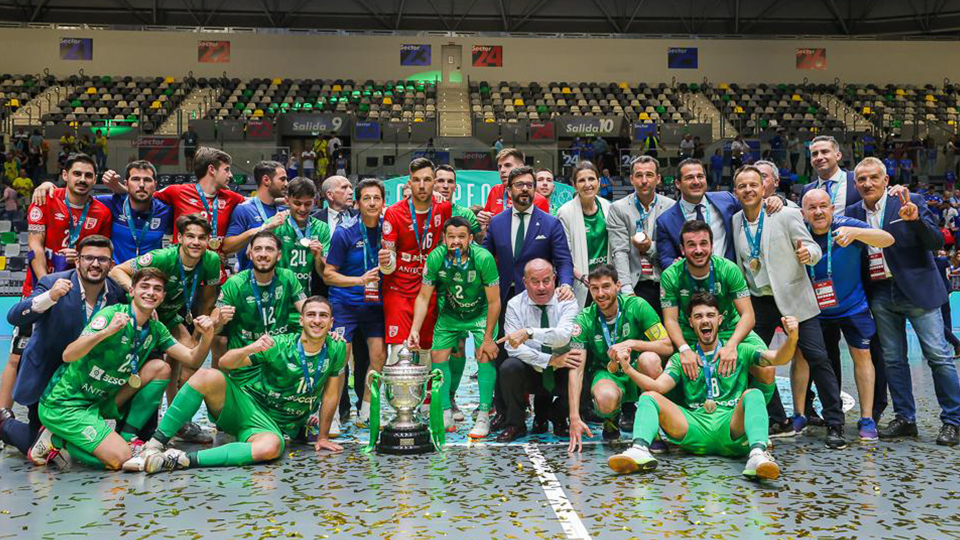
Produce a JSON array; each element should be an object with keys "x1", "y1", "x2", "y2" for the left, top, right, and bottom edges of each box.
[
  {"x1": 731, "y1": 206, "x2": 822, "y2": 323},
  {"x1": 607, "y1": 192, "x2": 675, "y2": 295}
]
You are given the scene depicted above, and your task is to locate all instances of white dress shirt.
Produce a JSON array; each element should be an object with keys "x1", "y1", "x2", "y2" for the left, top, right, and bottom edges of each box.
[
  {"x1": 864, "y1": 192, "x2": 893, "y2": 279},
  {"x1": 510, "y1": 206, "x2": 533, "y2": 255},
  {"x1": 736, "y1": 213, "x2": 774, "y2": 296},
  {"x1": 817, "y1": 168, "x2": 848, "y2": 215},
  {"x1": 503, "y1": 291, "x2": 579, "y2": 370},
  {"x1": 680, "y1": 196, "x2": 727, "y2": 258}
]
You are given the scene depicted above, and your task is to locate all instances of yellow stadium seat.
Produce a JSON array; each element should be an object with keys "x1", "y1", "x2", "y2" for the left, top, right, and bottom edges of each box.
[
  {"x1": 414, "y1": 117, "x2": 423, "y2": 123},
  {"x1": 619, "y1": 82, "x2": 629, "y2": 89},
  {"x1": 485, "y1": 118, "x2": 495, "y2": 123},
  {"x1": 163, "y1": 76, "x2": 173, "y2": 84},
  {"x1": 896, "y1": 88, "x2": 906, "y2": 96},
  {"x1": 950, "y1": 120, "x2": 956, "y2": 126},
  {"x1": 332, "y1": 84, "x2": 342, "y2": 92},
  {"x1": 862, "y1": 106, "x2": 872, "y2": 114},
  {"x1": 792, "y1": 94, "x2": 802, "y2": 101},
  {"x1": 0, "y1": 256, "x2": 7, "y2": 270},
  {"x1": 9, "y1": 99, "x2": 19, "y2": 107},
  {"x1": 253, "y1": 109, "x2": 264, "y2": 117},
  {"x1": 926, "y1": 94, "x2": 936, "y2": 102},
  {"x1": 272, "y1": 78, "x2": 282, "y2": 85},
  {"x1": 735, "y1": 106, "x2": 745, "y2": 113},
  {"x1": 86, "y1": 87, "x2": 97, "y2": 94},
  {"x1": 513, "y1": 98, "x2": 524, "y2": 107},
  {"x1": 562, "y1": 87, "x2": 571, "y2": 94},
  {"x1": 638, "y1": 112, "x2": 650, "y2": 120},
  {"x1": 382, "y1": 97, "x2": 393, "y2": 105},
  {"x1": 719, "y1": 83, "x2": 730, "y2": 90},
  {"x1": 150, "y1": 100, "x2": 161, "y2": 109}
]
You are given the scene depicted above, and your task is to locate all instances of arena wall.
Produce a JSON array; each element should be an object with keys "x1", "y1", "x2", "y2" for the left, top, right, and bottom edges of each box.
[{"x1": 2, "y1": 28, "x2": 960, "y2": 84}]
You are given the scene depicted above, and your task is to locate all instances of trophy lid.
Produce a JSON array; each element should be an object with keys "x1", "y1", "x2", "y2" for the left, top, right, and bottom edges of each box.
[{"x1": 384, "y1": 346, "x2": 430, "y2": 378}]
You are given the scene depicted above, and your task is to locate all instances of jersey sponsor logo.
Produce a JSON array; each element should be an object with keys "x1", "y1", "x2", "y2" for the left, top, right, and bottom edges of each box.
[
  {"x1": 137, "y1": 253, "x2": 153, "y2": 266},
  {"x1": 29, "y1": 206, "x2": 42, "y2": 221},
  {"x1": 91, "y1": 316, "x2": 108, "y2": 331},
  {"x1": 388, "y1": 325, "x2": 399, "y2": 337},
  {"x1": 400, "y1": 252, "x2": 413, "y2": 262},
  {"x1": 571, "y1": 323, "x2": 582, "y2": 337},
  {"x1": 382, "y1": 220, "x2": 393, "y2": 235},
  {"x1": 82, "y1": 425, "x2": 98, "y2": 442},
  {"x1": 90, "y1": 366, "x2": 105, "y2": 380}
]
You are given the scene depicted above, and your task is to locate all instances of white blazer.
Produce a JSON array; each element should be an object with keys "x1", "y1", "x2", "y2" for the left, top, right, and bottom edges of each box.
[{"x1": 557, "y1": 195, "x2": 614, "y2": 307}]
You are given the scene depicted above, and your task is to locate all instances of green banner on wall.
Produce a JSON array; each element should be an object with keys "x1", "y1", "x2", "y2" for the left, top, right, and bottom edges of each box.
[{"x1": 383, "y1": 170, "x2": 575, "y2": 213}]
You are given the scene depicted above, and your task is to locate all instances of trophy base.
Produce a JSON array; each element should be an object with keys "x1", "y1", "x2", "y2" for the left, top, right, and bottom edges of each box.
[{"x1": 377, "y1": 424, "x2": 434, "y2": 455}]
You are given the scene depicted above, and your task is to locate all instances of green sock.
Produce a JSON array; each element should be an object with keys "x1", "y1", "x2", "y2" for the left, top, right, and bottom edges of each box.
[
  {"x1": 477, "y1": 362, "x2": 496, "y2": 412},
  {"x1": 435, "y1": 361, "x2": 453, "y2": 410},
  {"x1": 65, "y1": 442, "x2": 105, "y2": 469},
  {"x1": 633, "y1": 394, "x2": 661, "y2": 447},
  {"x1": 192, "y1": 442, "x2": 255, "y2": 467},
  {"x1": 156, "y1": 383, "x2": 204, "y2": 444},
  {"x1": 743, "y1": 389, "x2": 769, "y2": 450},
  {"x1": 120, "y1": 379, "x2": 169, "y2": 441},
  {"x1": 448, "y1": 353, "x2": 466, "y2": 398}
]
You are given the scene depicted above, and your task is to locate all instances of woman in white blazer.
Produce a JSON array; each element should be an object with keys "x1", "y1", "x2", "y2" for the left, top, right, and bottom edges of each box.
[{"x1": 557, "y1": 160, "x2": 614, "y2": 307}]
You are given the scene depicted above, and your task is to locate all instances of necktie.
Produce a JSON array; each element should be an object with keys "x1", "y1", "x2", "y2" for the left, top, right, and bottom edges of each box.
[
  {"x1": 538, "y1": 305, "x2": 555, "y2": 392},
  {"x1": 695, "y1": 203, "x2": 705, "y2": 222},
  {"x1": 824, "y1": 180, "x2": 835, "y2": 198},
  {"x1": 335, "y1": 212, "x2": 344, "y2": 228},
  {"x1": 514, "y1": 212, "x2": 526, "y2": 259}
]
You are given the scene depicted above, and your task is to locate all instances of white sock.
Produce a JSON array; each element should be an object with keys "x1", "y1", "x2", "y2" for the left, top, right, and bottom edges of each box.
[
  {"x1": 360, "y1": 400, "x2": 370, "y2": 418},
  {"x1": 476, "y1": 410, "x2": 488, "y2": 420}
]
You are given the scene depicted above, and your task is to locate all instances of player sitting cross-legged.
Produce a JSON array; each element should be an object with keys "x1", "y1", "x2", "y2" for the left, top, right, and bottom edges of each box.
[{"x1": 608, "y1": 291, "x2": 799, "y2": 480}]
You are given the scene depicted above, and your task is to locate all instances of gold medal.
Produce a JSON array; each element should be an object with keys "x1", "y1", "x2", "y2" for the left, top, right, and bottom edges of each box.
[
  {"x1": 128, "y1": 374, "x2": 142, "y2": 389},
  {"x1": 299, "y1": 238, "x2": 312, "y2": 247},
  {"x1": 185, "y1": 312, "x2": 193, "y2": 325},
  {"x1": 748, "y1": 258, "x2": 762, "y2": 273},
  {"x1": 703, "y1": 399, "x2": 717, "y2": 414},
  {"x1": 208, "y1": 237, "x2": 222, "y2": 250},
  {"x1": 607, "y1": 359, "x2": 620, "y2": 373}
]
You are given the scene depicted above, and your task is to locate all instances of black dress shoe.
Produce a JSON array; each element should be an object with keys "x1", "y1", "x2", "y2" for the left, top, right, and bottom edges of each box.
[
  {"x1": 878, "y1": 417, "x2": 919, "y2": 439},
  {"x1": 936, "y1": 424, "x2": 959, "y2": 446},
  {"x1": 0, "y1": 407, "x2": 14, "y2": 433},
  {"x1": 489, "y1": 412, "x2": 507, "y2": 432},
  {"x1": 531, "y1": 417, "x2": 549, "y2": 434},
  {"x1": 495, "y1": 425, "x2": 527, "y2": 443}
]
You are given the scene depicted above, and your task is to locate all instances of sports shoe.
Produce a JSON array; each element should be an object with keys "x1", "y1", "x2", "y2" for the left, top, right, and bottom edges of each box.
[
  {"x1": 145, "y1": 448, "x2": 190, "y2": 474},
  {"x1": 936, "y1": 424, "x2": 959, "y2": 446},
  {"x1": 602, "y1": 418, "x2": 620, "y2": 441},
  {"x1": 468, "y1": 410, "x2": 490, "y2": 439},
  {"x1": 356, "y1": 401, "x2": 370, "y2": 428},
  {"x1": 791, "y1": 413, "x2": 808, "y2": 435},
  {"x1": 175, "y1": 422, "x2": 213, "y2": 444},
  {"x1": 608, "y1": 444, "x2": 658, "y2": 474},
  {"x1": 742, "y1": 447, "x2": 780, "y2": 480},
  {"x1": 122, "y1": 439, "x2": 160, "y2": 472},
  {"x1": 328, "y1": 413, "x2": 342, "y2": 439},
  {"x1": 878, "y1": 417, "x2": 919, "y2": 439},
  {"x1": 619, "y1": 402, "x2": 637, "y2": 432},
  {"x1": 825, "y1": 425, "x2": 847, "y2": 449},
  {"x1": 649, "y1": 439, "x2": 669, "y2": 454},
  {"x1": 769, "y1": 419, "x2": 796, "y2": 439},
  {"x1": 444, "y1": 409, "x2": 457, "y2": 433},
  {"x1": 807, "y1": 410, "x2": 825, "y2": 427},
  {"x1": 857, "y1": 418, "x2": 879, "y2": 442},
  {"x1": 28, "y1": 427, "x2": 55, "y2": 466},
  {"x1": 46, "y1": 447, "x2": 73, "y2": 470},
  {"x1": 451, "y1": 399, "x2": 465, "y2": 422}
]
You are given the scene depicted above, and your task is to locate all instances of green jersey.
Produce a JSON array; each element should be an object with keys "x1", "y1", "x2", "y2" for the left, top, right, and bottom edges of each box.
[
  {"x1": 41, "y1": 304, "x2": 176, "y2": 409},
  {"x1": 218, "y1": 268, "x2": 307, "y2": 385},
  {"x1": 583, "y1": 206, "x2": 609, "y2": 271},
  {"x1": 423, "y1": 245, "x2": 499, "y2": 321},
  {"x1": 245, "y1": 333, "x2": 347, "y2": 437},
  {"x1": 134, "y1": 246, "x2": 221, "y2": 329},
  {"x1": 274, "y1": 216, "x2": 332, "y2": 292},
  {"x1": 664, "y1": 341, "x2": 765, "y2": 411},
  {"x1": 570, "y1": 294, "x2": 667, "y2": 374},
  {"x1": 452, "y1": 203, "x2": 482, "y2": 235},
  {"x1": 659, "y1": 256, "x2": 751, "y2": 345}
]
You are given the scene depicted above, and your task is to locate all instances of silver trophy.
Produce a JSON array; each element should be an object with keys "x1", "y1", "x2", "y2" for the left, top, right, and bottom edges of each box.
[{"x1": 369, "y1": 346, "x2": 436, "y2": 454}]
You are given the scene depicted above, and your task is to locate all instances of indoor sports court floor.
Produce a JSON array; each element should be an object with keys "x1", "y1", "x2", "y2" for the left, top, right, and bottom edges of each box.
[{"x1": 2, "y1": 323, "x2": 960, "y2": 540}]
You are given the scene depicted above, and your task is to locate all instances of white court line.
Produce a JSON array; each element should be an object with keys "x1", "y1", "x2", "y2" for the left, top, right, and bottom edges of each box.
[{"x1": 522, "y1": 443, "x2": 593, "y2": 540}]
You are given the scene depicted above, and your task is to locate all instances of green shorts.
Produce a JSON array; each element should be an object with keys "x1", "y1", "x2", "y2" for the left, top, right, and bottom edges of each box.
[
  {"x1": 39, "y1": 398, "x2": 126, "y2": 455},
  {"x1": 226, "y1": 364, "x2": 262, "y2": 388},
  {"x1": 210, "y1": 377, "x2": 284, "y2": 451},
  {"x1": 431, "y1": 312, "x2": 495, "y2": 352},
  {"x1": 665, "y1": 407, "x2": 750, "y2": 458},
  {"x1": 591, "y1": 370, "x2": 638, "y2": 406}
]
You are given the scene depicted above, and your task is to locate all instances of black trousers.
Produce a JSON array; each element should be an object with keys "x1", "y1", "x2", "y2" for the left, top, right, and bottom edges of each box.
[
  {"x1": 339, "y1": 331, "x2": 371, "y2": 417},
  {"x1": 0, "y1": 403, "x2": 40, "y2": 455},
  {"x1": 634, "y1": 279, "x2": 662, "y2": 319},
  {"x1": 500, "y1": 357, "x2": 568, "y2": 430},
  {"x1": 752, "y1": 294, "x2": 844, "y2": 427},
  {"x1": 813, "y1": 318, "x2": 888, "y2": 420}
]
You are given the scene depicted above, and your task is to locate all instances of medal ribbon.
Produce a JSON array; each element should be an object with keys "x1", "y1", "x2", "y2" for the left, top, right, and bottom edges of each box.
[
  {"x1": 195, "y1": 184, "x2": 219, "y2": 238},
  {"x1": 742, "y1": 210, "x2": 765, "y2": 264},
  {"x1": 287, "y1": 215, "x2": 314, "y2": 245},
  {"x1": 407, "y1": 198, "x2": 433, "y2": 256},
  {"x1": 123, "y1": 196, "x2": 154, "y2": 257},
  {"x1": 597, "y1": 295, "x2": 622, "y2": 351},
  {"x1": 297, "y1": 340, "x2": 328, "y2": 393},
  {"x1": 683, "y1": 262, "x2": 717, "y2": 295},
  {"x1": 443, "y1": 247, "x2": 469, "y2": 271},
  {"x1": 176, "y1": 256, "x2": 200, "y2": 318},
  {"x1": 633, "y1": 194, "x2": 653, "y2": 233},
  {"x1": 808, "y1": 224, "x2": 834, "y2": 281},
  {"x1": 79, "y1": 279, "x2": 107, "y2": 327},
  {"x1": 63, "y1": 192, "x2": 91, "y2": 249},
  {"x1": 696, "y1": 339, "x2": 723, "y2": 404},
  {"x1": 363, "y1": 371, "x2": 382, "y2": 453},
  {"x1": 253, "y1": 198, "x2": 272, "y2": 226},
  {"x1": 249, "y1": 272, "x2": 277, "y2": 332},
  {"x1": 358, "y1": 219, "x2": 382, "y2": 271},
  {"x1": 127, "y1": 302, "x2": 151, "y2": 376}
]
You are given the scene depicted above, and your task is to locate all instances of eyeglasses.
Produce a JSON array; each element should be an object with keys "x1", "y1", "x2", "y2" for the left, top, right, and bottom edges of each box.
[
  {"x1": 512, "y1": 181, "x2": 535, "y2": 190},
  {"x1": 80, "y1": 255, "x2": 111, "y2": 265}
]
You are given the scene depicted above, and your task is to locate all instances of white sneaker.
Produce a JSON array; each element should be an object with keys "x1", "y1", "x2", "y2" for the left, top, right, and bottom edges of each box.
[
  {"x1": 743, "y1": 447, "x2": 780, "y2": 480},
  {"x1": 468, "y1": 410, "x2": 490, "y2": 439},
  {"x1": 28, "y1": 427, "x2": 55, "y2": 466},
  {"x1": 328, "y1": 413, "x2": 342, "y2": 439},
  {"x1": 123, "y1": 439, "x2": 165, "y2": 472},
  {"x1": 608, "y1": 444, "x2": 658, "y2": 474},
  {"x1": 451, "y1": 399, "x2": 465, "y2": 422},
  {"x1": 444, "y1": 409, "x2": 457, "y2": 432},
  {"x1": 356, "y1": 401, "x2": 371, "y2": 428},
  {"x1": 145, "y1": 448, "x2": 190, "y2": 475}
]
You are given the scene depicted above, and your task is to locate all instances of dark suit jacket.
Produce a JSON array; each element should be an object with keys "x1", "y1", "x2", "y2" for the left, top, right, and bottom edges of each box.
[
  {"x1": 309, "y1": 206, "x2": 359, "y2": 296},
  {"x1": 8, "y1": 270, "x2": 126, "y2": 406},
  {"x1": 482, "y1": 206, "x2": 574, "y2": 305},
  {"x1": 801, "y1": 170, "x2": 861, "y2": 209},
  {"x1": 655, "y1": 191, "x2": 740, "y2": 270},
  {"x1": 846, "y1": 193, "x2": 946, "y2": 311}
]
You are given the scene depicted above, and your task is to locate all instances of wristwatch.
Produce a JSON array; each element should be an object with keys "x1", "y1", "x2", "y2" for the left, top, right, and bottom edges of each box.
[{"x1": 525, "y1": 328, "x2": 534, "y2": 339}]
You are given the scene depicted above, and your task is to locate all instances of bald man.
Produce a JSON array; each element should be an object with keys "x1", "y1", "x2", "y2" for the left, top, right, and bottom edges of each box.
[
  {"x1": 800, "y1": 188, "x2": 893, "y2": 441},
  {"x1": 313, "y1": 176, "x2": 356, "y2": 232}
]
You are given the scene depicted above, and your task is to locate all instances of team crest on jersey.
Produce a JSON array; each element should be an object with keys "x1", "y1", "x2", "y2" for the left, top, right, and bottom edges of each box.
[
  {"x1": 83, "y1": 218, "x2": 98, "y2": 230},
  {"x1": 382, "y1": 220, "x2": 393, "y2": 235},
  {"x1": 151, "y1": 218, "x2": 162, "y2": 229},
  {"x1": 572, "y1": 324, "x2": 582, "y2": 337},
  {"x1": 468, "y1": 271, "x2": 476, "y2": 282},
  {"x1": 29, "y1": 207, "x2": 42, "y2": 221},
  {"x1": 91, "y1": 316, "x2": 108, "y2": 331},
  {"x1": 82, "y1": 426, "x2": 98, "y2": 442},
  {"x1": 622, "y1": 322, "x2": 631, "y2": 335},
  {"x1": 89, "y1": 366, "x2": 105, "y2": 380},
  {"x1": 388, "y1": 325, "x2": 399, "y2": 337}
]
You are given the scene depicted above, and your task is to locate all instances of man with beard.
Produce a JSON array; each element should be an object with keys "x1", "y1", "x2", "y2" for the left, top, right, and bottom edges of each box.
[
  {"x1": 566, "y1": 265, "x2": 673, "y2": 450},
  {"x1": 34, "y1": 267, "x2": 215, "y2": 470},
  {"x1": 224, "y1": 160, "x2": 290, "y2": 271},
  {"x1": 0, "y1": 236, "x2": 126, "y2": 461},
  {"x1": 607, "y1": 292, "x2": 798, "y2": 481},
  {"x1": 213, "y1": 231, "x2": 307, "y2": 387},
  {"x1": 477, "y1": 149, "x2": 551, "y2": 228},
  {"x1": 274, "y1": 177, "x2": 331, "y2": 293},
  {"x1": 136, "y1": 296, "x2": 346, "y2": 472},
  {"x1": 1, "y1": 154, "x2": 114, "y2": 431},
  {"x1": 406, "y1": 217, "x2": 501, "y2": 438}
]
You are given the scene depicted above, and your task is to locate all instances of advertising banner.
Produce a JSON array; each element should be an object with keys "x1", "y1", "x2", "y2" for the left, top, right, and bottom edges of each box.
[
  {"x1": 278, "y1": 113, "x2": 352, "y2": 136},
  {"x1": 198, "y1": 40, "x2": 231, "y2": 63},
  {"x1": 59, "y1": 38, "x2": 92, "y2": 61},
  {"x1": 555, "y1": 116, "x2": 624, "y2": 138},
  {"x1": 400, "y1": 44, "x2": 432, "y2": 66},
  {"x1": 472, "y1": 45, "x2": 503, "y2": 67},
  {"x1": 667, "y1": 47, "x2": 698, "y2": 69},
  {"x1": 134, "y1": 137, "x2": 179, "y2": 165},
  {"x1": 796, "y1": 48, "x2": 827, "y2": 70}
]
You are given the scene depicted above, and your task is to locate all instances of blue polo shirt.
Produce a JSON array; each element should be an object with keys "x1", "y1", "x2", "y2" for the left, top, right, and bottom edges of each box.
[
  {"x1": 883, "y1": 158, "x2": 898, "y2": 177},
  {"x1": 95, "y1": 194, "x2": 173, "y2": 264},
  {"x1": 326, "y1": 218, "x2": 382, "y2": 307},
  {"x1": 226, "y1": 198, "x2": 286, "y2": 270},
  {"x1": 808, "y1": 216, "x2": 871, "y2": 319}
]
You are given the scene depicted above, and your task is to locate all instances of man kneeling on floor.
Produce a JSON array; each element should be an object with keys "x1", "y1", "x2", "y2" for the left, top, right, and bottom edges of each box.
[
  {"x1": 608, "y1": 291, "x2": 799, "y2": 480},
  {"x1": 136, "y1": 295, "x2": 345, "y2": 473},
  {"x1": 36, "y1": 268, "x2": 214, "y2": 470}
]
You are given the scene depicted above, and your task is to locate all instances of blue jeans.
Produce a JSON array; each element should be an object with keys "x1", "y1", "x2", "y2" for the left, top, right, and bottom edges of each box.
[{"x1": 870, "y1": 281, "x2": 960, "y2": 425}]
